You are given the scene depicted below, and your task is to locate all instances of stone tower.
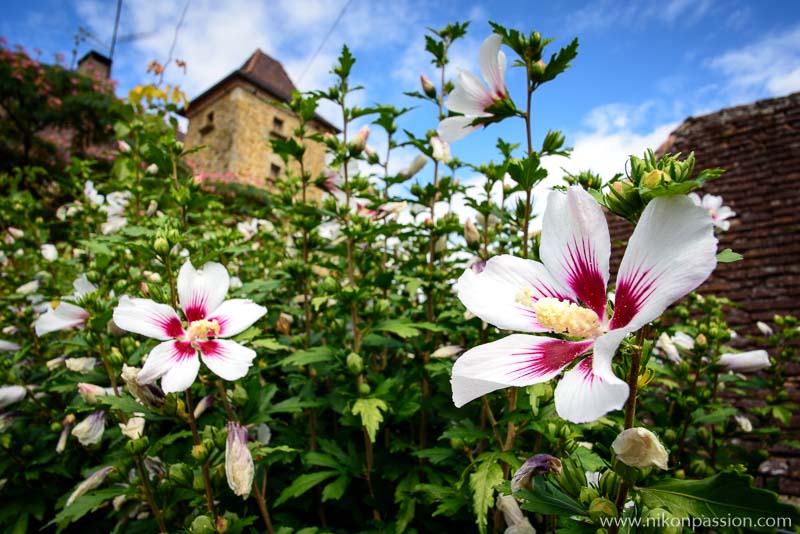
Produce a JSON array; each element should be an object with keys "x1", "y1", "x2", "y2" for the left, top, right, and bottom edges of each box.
[{"x1": 183, "y1": 49, "x2": 337, "y2": 191}]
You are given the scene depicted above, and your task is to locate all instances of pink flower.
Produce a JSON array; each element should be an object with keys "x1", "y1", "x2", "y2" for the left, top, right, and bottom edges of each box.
[
  {"x1": 688, "y1": 193, "x2": 735, "y2": 231},
  {"x1": 438, "y1": 34, "x2": 509, "y2": 142},
  {"x1": 452, "y1": 187, "x2": 718, "y2": 423},
  {"x1": 113, "y1": 261, "x2": 266, "y2": 393}
]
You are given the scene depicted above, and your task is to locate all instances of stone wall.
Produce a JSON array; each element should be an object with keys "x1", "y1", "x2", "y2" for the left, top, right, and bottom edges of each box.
[{"x1": 184, "y1": 80, "x2": 328, "y2": 200}]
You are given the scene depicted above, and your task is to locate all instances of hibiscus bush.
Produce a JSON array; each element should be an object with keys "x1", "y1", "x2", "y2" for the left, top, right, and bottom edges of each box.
[{"x1": 1, "y1": 22, "x2": 799, "y2": 534}]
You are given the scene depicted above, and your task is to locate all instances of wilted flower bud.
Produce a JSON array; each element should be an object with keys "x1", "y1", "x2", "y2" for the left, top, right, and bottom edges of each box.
[
  {"x1": 351, "y1": 125, "x2": 370, "y2": 153},
  {"x1": 65, "y1": 357, "x2": 97, "y2": 374},
  {"x1": 464, "y1": 218, "x2": 480, "y2": 245},
  {"x1": 756, "y1": 321, "x2": 773, "y2": 336},
  {"x1": 66, "y1": 466, "x2": 114, "y2": 507},
  {"x1": 121, "y1": 365, "x2": 165, "y2": 408},
  {"x1": 0, "y1": 413, "x2": 14, "y2": 432},
  {"x1": 430, "y1": 345, "x2": 464, "y2": 359},
  {"x1": 420, "y1": 74, "x2": 436, "y2": 98},
  {"x1": 435, "y1": 235, "x2": 447, "y2": 253},
  {"x1": 641, "y1": 169, "x2": 670, "y2": 188},
  {"x1": 118, "y1": 140, "x2": 131, "y2": 153},
  {"x1": 193, "y1": 395, "x2": 215, "y2": 419},
  {"x1": 718, "y1": 350, "x2": 771, "y2": 372},
  {"x1": 512, "y1": 454, "x2": 563, "y2": 492},
  {"x1": 0, "y1": 385, "x2": 26, "y2": 409},
  {"x1": 119, "y1": 416, "x2": 145, "y2": 440},
  {"x1": 41, "y1": 244, "x2": 58, "y2": 262},
  {"x1": 695, "y1": 333, "x2": 707, "y2": 347},
  {"x1": 612, "y1": 427, "x2": 668, "y2": 470},
  {"x1": 145, "y1": 163, "x2": 158, "y2": 175},
  {"x1": 255, "y1": 423, "x2": 272, "y2": 445},
  {"x1": 77, "y1": 383, "x2": 115, "y2": 404},
  {"x1": 431, "y1": 136, "x2": 451, "y2": 163},
  {"x1": 734, "y1": 414, "x2": 752, "y2": 432},
  {"x1": 16, "y1": 280, "x2": 40, "y2": 295},
  {"x1": 401, "y1": 154, "x2": 428, "y2": 178},
  {"x1": 225, "y1": 422, "x2": 254, "y2": 499},
  {"x1": 71, "y1": 411, "x2": 106, "y2": 446},
  {"x1": 146, "y1": 199, "x2": 159, "y2": 217},
  {"x1": 57, "y1": 415, "x2": 75, "y2": 453},
  {"x1": 7, "y1": 227, "x2": 24, "y2": 239}
]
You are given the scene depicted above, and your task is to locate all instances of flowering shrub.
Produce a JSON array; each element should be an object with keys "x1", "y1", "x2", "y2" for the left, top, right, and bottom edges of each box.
[{"x1": 0, "y1": 22, "x2": 798, "y2": 534}]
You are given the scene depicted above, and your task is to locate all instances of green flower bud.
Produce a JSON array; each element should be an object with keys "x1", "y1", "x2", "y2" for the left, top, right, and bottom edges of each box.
[
  {"x1": 641, "y1": 169, "x2": 670, "y2": 188},
  {"x1": 231, "y1": 383, "x2": 248, "y2": 407},
  {"x1": 169, "y1": 463, "x2": 193, "y2": 486},
  {"x1": 357, "y1": 382, "x2": 371, "y2": 396},
  {"x1": 580, "y1": 486, "x2": 600, "y2": 507},
  {"x1": 599, "y1": 470, "x2": 621, "y2": 499},
  {"x1": 641, "y1": 508, "x2": 680, "y2": 534},
  {"x1": 346, "y1": 352, "x2": 363, "y2": 375},
  {"x1": 190, "y1": 515, "x2": 216, "y2": 534},
  {"x1": 125, "y1": 436, "x2": 149, "y2": 455},
  {"x1": 153, "y1": 236, "x2": 170, "y2": 255},
  {"x1": 588, "y1": 497, "x2": 618, "y2": 522},
  {"x1": 191, "y1": 444, "x2": 209, "y2": 462}
]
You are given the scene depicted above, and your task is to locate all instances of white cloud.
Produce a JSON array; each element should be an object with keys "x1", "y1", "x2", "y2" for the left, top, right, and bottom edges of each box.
[
  {"x1": 708, "y1": 24, "x2": 800, "y2": 100},
  {"x1": 565, "y1": 0, "x2": 714, "y2": 33}
]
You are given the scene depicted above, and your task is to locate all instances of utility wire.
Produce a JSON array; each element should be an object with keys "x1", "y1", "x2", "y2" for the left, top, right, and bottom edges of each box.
[
  {"x1": 158, "y1": 0, "x2": 191, "y2": 85},
  {"x1": 298, "y1": 0, "x2": 353, "y2": 84}
]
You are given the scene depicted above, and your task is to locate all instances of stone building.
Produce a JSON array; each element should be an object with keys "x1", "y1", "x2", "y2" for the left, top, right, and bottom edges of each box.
[{"x1": 182, "y1": 49, "x2": 337, "y2": 191}]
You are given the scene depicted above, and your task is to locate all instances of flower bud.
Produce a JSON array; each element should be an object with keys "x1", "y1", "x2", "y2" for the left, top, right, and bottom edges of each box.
[
  {"x1": 512, "y1": 454, "x2": 563, "y2": 492},
  {"x1": 169, "y1": 463, "x2": 193, "y2": 486},
  {"x1": 431, "y1": 136, "x2": 451, "y2": 163},
  {"x1": 77, "y1": 383, "x2": 115, "y2": 404},
  {"x1": 193, "y1": 395, "x2": 215, "y2": 419},
  {"x1": 588, "y1": 497, "x2": 618, "y2": 522},
  {"x1": 119, "y1": 416, "x2": 145, "y2": 440},
  {"x1": 612, "y1": 427, "x2": 668, "y2": 470},
  {"x1": 66, "y1": 466, "x2": 114, "y2": 506},
  {"x1": 41, "y1": 243, "x2": 58, "y2": 262},
  {"x1": 121, "y1": 365, "x2": 165, "y2": 409},
  {"x1": 734, "y1": 414, "x2": 752, "y2": 432},
  {"x1": 351, "y1": 125, "x2": 370, "y2": 153},
  {"x1": 401, "y1": 154, "x2": 428, "y2": 178},
  {"x1": 125, "y1": 435, "x2": 149, "y2": 454},
  {"x1": 65, "y1": 357, "x2": 97, "y2": 374},
  {"x1": 756, "y1": 321, "x2": 773, "y2": 336},
  {"x1": 496, "y1": 494, "x2": 535, "y2": 533},
  {"x1": 420, "y1": 74, "x2": 436, "y2": 98},
  {"x1": 191, "y1": 444, "x2": 209, "y2": 462},
  {"x1": 153, "y1": 236, "x2": 170, "y2": 255},
  {"x1": 71, "y1": 411, "x2": 106, "y2": 446},
  {"x1": 464, "y1": 218, "x2": 480, "y2": 245},
  {"x1": 0, "y1": 385, "x2": 26, "y2": 409},
  {"x1": 190, "y1": 515, "x2": 216, "y2": 534},
  {"x1": 255, "y1": 423, "x2": 272, "y2": 445},
  {"x1": 118, "y1": 140, "x2": 131, "y2": 153},
  {"x1": 276, "y1": 312, "x2": 293, "y2": 335},
  {"x1": 719, "y1": 350, "x2": 771, "y2": 372},
  {"x1": 641, "y1": 169, "x2": 670, "y2": 188},
  {"x1": 430, "y1": 345, "x2": 464, "y2": 359},
  {"x1": 16, "y1": 280, "x2": 40, "y2": 295},
  {"x1": 346, "y1": 352, "x2": 363, "y2": 375},
  {"x1": 225, "y1": 421, "x2": 254, "y2": 499},
  {"x1": 145, "y1": 163, "x2": 158, "y2": 175},
  {"x1": 695, "y1": 333, "x2": 707, "y2": 347}
]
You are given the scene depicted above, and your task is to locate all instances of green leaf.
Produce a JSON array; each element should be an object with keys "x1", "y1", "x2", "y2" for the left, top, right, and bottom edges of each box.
[
  {"x1": 469, "y1": 460, "x2": 504, "y2": 534},
  {"x1": 47, "y1": 487, "x2": 128, "y2": 530},
  {"x1": 268, "y1": 396, "x2": 319, "y2": 414},
  {"x1": 97, "y1": 393, "x2": 156, "y2": 418},
  {"x1": 351, "y1": 398, "x2": 388, "y2": 443},
  {"x1": 321, "y1": 474, "x2": 350, "y2": 502},
  {"x1": 518, "y1": 476, "x2": 587, "y2": 517},
  {"x1": 638, "y1": 471, "x2": 800, "y2": 528},
  {"x1": 717, "y1": 249, "x2": 743, "y2": 263},
  {"x1": 413, "y1": 447, "x2": 456, "y2": 465},
  {"x1": 372, "y1": 319, "x2": 444, "y2": 338},
  {"x1": 691, "y1": 407, "x2": 738, "y2": 424},
  {"x1": 250, "y1": 338, "x2": 291, "y2": 351},
  {"x1": 275, "y1": 470, "x2": 340, "y2": 507},
  {"x1": 277, "y1": 346, "x2": 333, "y2": 367}
]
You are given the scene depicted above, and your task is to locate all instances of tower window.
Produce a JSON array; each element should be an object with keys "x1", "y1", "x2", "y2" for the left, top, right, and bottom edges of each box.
[
  {"x1": 273, "y1": 117, "x2": 284, "y2": 132},
  {"x1": 207, "y1": 111, "x2": 214, "y2": 123}
]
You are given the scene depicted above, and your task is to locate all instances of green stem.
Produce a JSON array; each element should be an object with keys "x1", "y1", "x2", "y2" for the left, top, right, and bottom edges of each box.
[{"x1": 185, "y1": 389, "x2": 216, "y2": 518}]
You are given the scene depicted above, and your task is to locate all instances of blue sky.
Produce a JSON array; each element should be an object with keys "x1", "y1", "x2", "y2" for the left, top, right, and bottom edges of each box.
[{"x1": 3, "y1": 0, "x2": 800, "y2": 218}]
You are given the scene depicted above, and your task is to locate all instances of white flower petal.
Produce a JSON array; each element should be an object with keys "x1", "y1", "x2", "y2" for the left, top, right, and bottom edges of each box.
[
  {"x1": 207, "y1": 299, "x2": 267, "y2": 337},
  {"x1": 554, "y1": 356, "x2": 629, "y2": 423},
  {"x1": 72, "y1": 274, "x2": 97, "y2": 298},
  {"x1": 457, "y1": 255, "x2": 573, "y2": 332},
  {"x1": 0, "y1": 339, "x2": 20, "y2": 352},
  {"x1": 113, "y1": 296, "x2": 184, "y2": 341},
  {"x1": 198, "y1": 340, "x2": 256, "y2": 382},
  {"x1": 0, "y1": 385, "x2": 27, "y2": 409},
  {"x1": 446, "y1": 70, "x2": 494, "y2": 115},
  {"x1": 479, "y1": 33, "x2": 507, "y2": 97},
  {"x1": 138, "y1": 340, "x2": 199, "y2": 393},
  {"x1": 34, "y1": 302, "x2": 89, "y2": 336},
  {"x1": 178, "y1": 261, "x2": 230, "y2": 321},
  {"x1": 451, "y1": 334, "x2": 593, "y2": 407},
  {"x1": 719, "y1": 350, "x2": 771, "y2": 372},
  {"x1": 437, "y1": 116, "x2": 478, "y2": 143},
  {"x1": 610, "y1": 195, "x2": 717, "y2": 331},
  {"x1": 541, "y1": 187, "x2": 611, "y2": 318}
]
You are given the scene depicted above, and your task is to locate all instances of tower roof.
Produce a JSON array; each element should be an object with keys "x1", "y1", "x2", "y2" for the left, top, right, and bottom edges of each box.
[{"x1": 184, "y1": 49, "x2": 338, "y2": 132}]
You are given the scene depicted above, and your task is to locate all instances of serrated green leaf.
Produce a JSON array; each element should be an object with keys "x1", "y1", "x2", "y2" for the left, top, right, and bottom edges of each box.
[
  {"x1": 469, "y1": 460, "x2": 504, "y2": 534},
  {"x1": 638, "y1": 471, "x2": 800, "y2": 528},
  {"x1": 412, "y1": 447, "x2": 455, "y2": 465},
  {"x1": 251, "y1": 338, "x2": 291, "y2": 351},
  {"x1": 47, "y1": 487, "x2": 128, "y2": 530},
  {"x1": 268, "y1": 396, "x2": 319, "y2": 414},
  {"x1": 517, "y1": 476, "x2": 587, "y2": 517},
  {"x1": 278, "y1": 346, "x2": 332, "y2": 367},
  {"x1": 321, "y1": 474, "x2": 350, "y2": 502},
  {"x1": 351, "y1": 398, "x2": 388, "y2": 443},
  {"x1": 274, "y1": 470, "x2": 340, "y2": 507},
  {"x1": 97, "y1": 393, "x2": 156, "y2": 418}
]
